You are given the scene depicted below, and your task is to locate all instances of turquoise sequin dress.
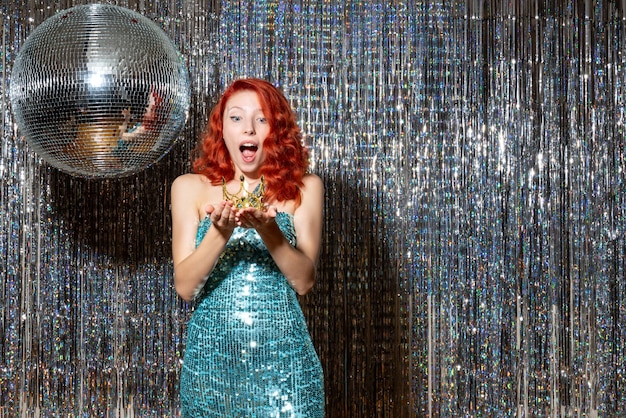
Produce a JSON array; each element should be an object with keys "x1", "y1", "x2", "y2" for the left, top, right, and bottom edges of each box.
[{"x1": 179, "y1": 212, "x2": 325, "y2": 417}]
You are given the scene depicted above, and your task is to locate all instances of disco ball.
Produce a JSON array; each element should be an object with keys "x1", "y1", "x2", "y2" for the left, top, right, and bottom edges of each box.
[{"x1": 9, "y1": 4, "x2": 191, "y2": 178}]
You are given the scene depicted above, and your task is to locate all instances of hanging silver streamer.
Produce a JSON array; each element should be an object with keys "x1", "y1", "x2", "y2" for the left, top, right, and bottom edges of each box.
[{"x1": 1, "y1": 0, "x2": 625, "y2": 416}]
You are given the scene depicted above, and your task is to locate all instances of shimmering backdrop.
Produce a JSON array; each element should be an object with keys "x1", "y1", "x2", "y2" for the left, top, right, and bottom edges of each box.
[{"x1": 1, "y1": 0, "x2": 626, "y2": 416}]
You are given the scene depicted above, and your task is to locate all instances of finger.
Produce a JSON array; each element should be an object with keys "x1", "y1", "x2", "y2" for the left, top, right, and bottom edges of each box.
[
  {"x1": 235, "y1": 211, "x2": 255, "y2": 228},
  {"x1": 266, "y1": 205, "x2": 278, "y2": 217},
  {"x1": 225, "y1": 207, "x2": 237, "y2": 223},
  {"x1": 242, "y1": 207, "x2": 265, "y2": 220},
  {"x1": 211, "y1": 203, "x2": 228, "y2": 222}
]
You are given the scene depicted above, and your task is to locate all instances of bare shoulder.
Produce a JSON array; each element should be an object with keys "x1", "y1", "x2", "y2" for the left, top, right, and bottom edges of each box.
[
  {"x1": 293, "y1": 174, "x2": 324, "y2": 253},
  {"x1": 301, "y1": 173, "x2": 323, "y2": 194},
  {"x1": 171, "y1": 173, "x2": 214, "y2": 216},
  {"x1": 294, "y1": 174, "x2": 323, "y2": 217},
  {"x1": 171, "y1": 172, "x2": 209, "y2": 192}
]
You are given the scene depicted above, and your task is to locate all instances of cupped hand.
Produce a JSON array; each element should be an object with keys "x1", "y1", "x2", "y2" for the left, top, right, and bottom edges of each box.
[
  {"x1": 235, "y1": 205, "x2": 278, "y2": 231},
  {"x1": 206, "y1": 200, "x2": 238, "y2": 232}
]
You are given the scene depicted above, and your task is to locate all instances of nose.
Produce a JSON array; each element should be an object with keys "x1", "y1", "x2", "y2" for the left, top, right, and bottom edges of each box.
[{"x1": 244, "y1": 123, "x2": 255, "y2": 135}]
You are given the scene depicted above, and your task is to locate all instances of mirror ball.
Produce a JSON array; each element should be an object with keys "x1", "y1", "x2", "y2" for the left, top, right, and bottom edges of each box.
[{"x1": 9, "y1": 4, "x2": 191, "y2": 178}]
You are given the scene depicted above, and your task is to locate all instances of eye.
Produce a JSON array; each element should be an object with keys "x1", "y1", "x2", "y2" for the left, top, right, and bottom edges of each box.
[
  {"x1": 230, "y1": 115, "x2": 241, "y2": 122},
  {"x1": 258, "y1": 116, "x2": 267, "y2": 123}
]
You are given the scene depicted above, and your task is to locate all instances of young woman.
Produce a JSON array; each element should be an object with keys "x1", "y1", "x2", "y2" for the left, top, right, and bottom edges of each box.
[{"x1": 171, "y1": 78, "x2": 325, "y2": 416}]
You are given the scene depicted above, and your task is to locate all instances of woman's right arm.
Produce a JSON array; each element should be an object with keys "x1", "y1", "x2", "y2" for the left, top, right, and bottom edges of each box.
[{"x1": 171, "y1": 174, "x2": 237, "y2": 301}]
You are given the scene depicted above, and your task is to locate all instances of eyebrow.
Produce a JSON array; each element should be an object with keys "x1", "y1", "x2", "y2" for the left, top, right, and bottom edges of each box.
[{"x1": 226, "y1": 105, "x2": 264, "y2": 112}]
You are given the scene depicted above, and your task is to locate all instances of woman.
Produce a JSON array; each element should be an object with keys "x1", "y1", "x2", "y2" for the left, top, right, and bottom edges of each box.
[{"x1": 171, "y1": 78, "x2": 325, "y2": 416}]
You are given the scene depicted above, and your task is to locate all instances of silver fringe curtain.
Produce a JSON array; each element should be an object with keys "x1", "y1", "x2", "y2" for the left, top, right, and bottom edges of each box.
[{"x1": 1, "y1": 0, "x2": 625, "y2": 416}]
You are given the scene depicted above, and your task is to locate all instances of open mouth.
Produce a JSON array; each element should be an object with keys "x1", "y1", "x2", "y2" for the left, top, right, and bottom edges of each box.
[{"x1": 240, "y1": 143, "x2": 258, "y2": 161}]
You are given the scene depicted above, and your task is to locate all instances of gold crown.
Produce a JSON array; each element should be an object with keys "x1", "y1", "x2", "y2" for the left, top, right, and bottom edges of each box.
[{"x1": 222, "y1": 175, "x2": 266, "y2": 210}]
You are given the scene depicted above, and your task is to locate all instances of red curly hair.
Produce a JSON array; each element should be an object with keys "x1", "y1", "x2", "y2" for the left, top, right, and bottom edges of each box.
[{"x1": 192, "y1": 78, "x2": 310, "y2": 206}]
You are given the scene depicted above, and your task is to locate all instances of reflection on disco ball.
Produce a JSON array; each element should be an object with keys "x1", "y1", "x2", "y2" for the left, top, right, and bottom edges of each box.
[{"x1": 9, "y1": 4, "x2": 191, "y2": 178}]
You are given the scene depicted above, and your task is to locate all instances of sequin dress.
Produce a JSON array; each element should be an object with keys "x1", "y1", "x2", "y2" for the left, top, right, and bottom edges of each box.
[{"x1": 179, "y1": 212, "x2": 325, "y2": 417}]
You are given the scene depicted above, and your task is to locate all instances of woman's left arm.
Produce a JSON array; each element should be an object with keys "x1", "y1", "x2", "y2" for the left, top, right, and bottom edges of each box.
[{"x1": 238, "y1": 174, "x2": 324, "y2": 295}]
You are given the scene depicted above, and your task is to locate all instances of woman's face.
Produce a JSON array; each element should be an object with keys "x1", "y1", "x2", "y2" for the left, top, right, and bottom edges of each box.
[{"x1": 222, "y1": 90, "x2": 270, "y2": 179}]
